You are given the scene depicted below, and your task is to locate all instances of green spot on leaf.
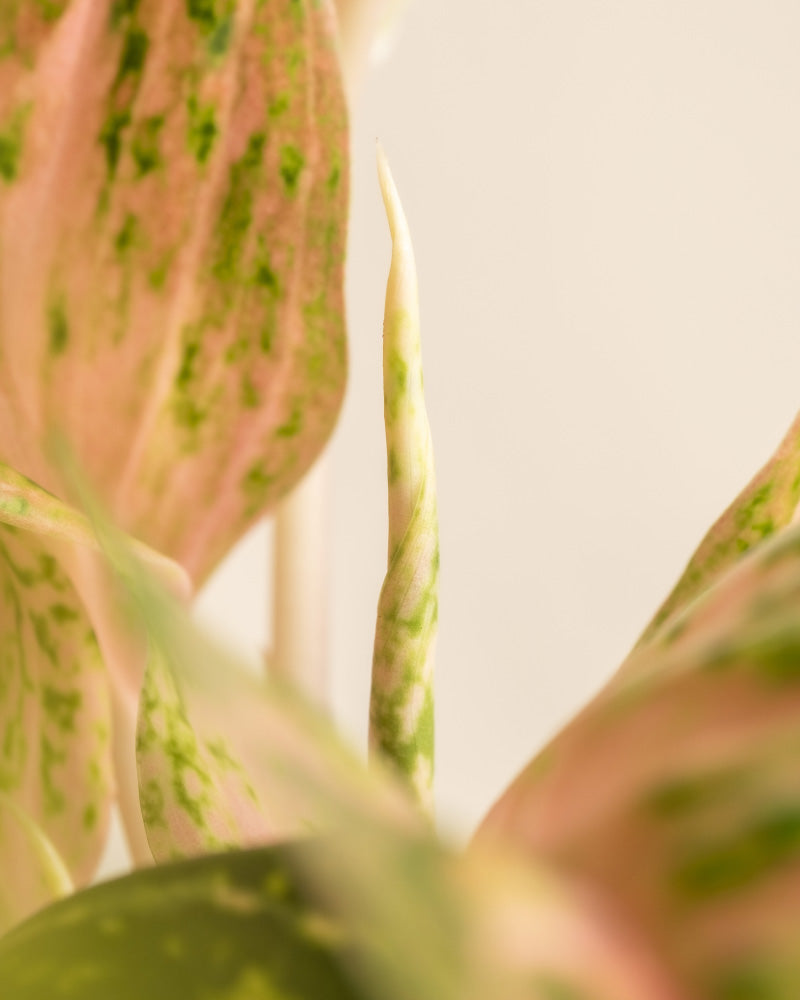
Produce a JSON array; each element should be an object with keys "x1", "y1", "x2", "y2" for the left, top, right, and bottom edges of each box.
[
  {"x1": 99, "y1": 109, "x2": 132, "y2": 176},
  {"x1": 279, "y1": 144, "x2": 305, "y2": 194},
  {"x1": 48, "y1": 299, "x2": 69, "y2": 356},
  {"x1": 187, "y1": 98, "x2": 218, "y2": 164},
  {"x1": 131, "y1": 115, "x2": 164, "y2": 176},
  {"x1": 0, "y1": 105, "x2": 31, "y2": 183}
]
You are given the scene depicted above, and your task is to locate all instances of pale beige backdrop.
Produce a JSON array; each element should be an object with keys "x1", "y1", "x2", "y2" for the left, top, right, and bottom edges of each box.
[{"x1": 104, "y1": 1, "x2": 800, "y2": 873}]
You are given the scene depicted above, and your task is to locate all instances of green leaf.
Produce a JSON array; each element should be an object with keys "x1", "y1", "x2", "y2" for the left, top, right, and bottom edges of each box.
[
  {"x1": 478, "y1": 517, "x2": 800, "y2": 998},
  {"x1": 0, "y1": 0, "x2": 348, "y2": 584},
  {"x1": 369, "y1": 149, "x2": 438, "y2": 810},
  {"x1": 0, "y1": 843, "x2": 366, "y2": 999},
  {"x1": 636, "y1": 412, "x2": 800, "y2": 647}
]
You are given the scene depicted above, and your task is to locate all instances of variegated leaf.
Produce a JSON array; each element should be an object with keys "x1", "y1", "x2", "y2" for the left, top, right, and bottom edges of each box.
[
  {"x1": 637, "y1": 411, "x2": 800, "y2": 647},
  {"x1": 0, "y1": 791, "x2": 72, "y2": 935},
  {"x1": 130, "y1": 560, "x2": 420, "y2": 861},
  {"x1": 0, "y1": 518, "x2": 111, "y2": 885},
  {"x1": 478, "y1": 518, "x2": 800, "y2": 998},
  {"x1": 0, "y1": 0, "x2": 348, "y2": 584},
  {"x1": 369, "y1": 149, "x2": 438, "y2": 810},
  {"x1": 0, "y1": 458, "x2": 190, "y2": 885}
]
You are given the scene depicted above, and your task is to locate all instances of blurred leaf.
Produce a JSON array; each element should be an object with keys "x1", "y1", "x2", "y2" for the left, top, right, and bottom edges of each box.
[
  {"x1": 478, "y1": 517, "x2": 800, "y2": 998},
  {"x1": 0, "y1": 0, "x2": 348, "y2": 584},
  {"x1": 0, "y1": 832, "x2": 680, "y2": 1000},
  {"x1": 369, "y1": 149, "x2": 438, "y2": 809},
  {"x1": 636, "y1": 411, "x2": 800, "y2": 647},
  {"x1": 123, "y1": 542, "x2": 421, "y2": 860},
  {"x1": 0, "y1": 843, "x2": 366, "y2": 999},
  {"x1": 0, "y1": 792, "x2": 72, "y2": 935},
  {"x1": 61, "y1": 465, "x2": 680, "y2": 1000}
]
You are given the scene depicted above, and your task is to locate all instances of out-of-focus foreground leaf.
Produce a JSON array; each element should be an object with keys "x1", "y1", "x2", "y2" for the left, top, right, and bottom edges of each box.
[
  {"x1": 636, "y1": 412, "x2": 800, "y2": 647},
  {"x1": 0, "y1": 843, "x2": 366, "y2": 1000},
  {"x1": 478, "y1": 516, "x2": 800, "y2": 998},
  {"x1": 111, "y1": 511, "x2": 420, "y2": 859},
  {"x1": 0, "y1": 833, "x2": 681, "y2": 1000},
  {"x1": 0, "y1": 792, "x2": 72, "y2": 935},
  {"x1": 369, "y1": 149, "x2": 438, "y2": 810},
  {"x1": 0, "y1": 0, "x2": 348, "y2": 584}
]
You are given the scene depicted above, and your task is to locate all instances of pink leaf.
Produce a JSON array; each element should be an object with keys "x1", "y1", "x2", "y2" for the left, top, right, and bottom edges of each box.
[
  {"x1": 0, "y1": 0, "x2": 348, "y2": 583},
  {"x1": 478, "y1": 520, "x2": 800, "y2": 997}
]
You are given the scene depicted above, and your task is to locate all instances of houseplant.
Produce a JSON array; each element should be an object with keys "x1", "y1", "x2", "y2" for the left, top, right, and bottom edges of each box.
[{"x1": 0, "y1": 1, "x2": 800, "y2": 997}]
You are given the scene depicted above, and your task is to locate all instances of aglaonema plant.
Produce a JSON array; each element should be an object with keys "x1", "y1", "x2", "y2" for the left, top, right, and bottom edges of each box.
[
  {"x1": 0, "y1": 0, "x2": 347, "y2": 878},
  {"x1": 2, "y1": 2, "x2": 800, "y2": 999}
]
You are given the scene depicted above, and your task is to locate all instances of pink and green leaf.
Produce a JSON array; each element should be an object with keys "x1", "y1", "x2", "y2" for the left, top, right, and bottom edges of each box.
[
  {"x1": 0, "y1": 0, "x2": 348, "y2": 584},
  {"x1": 0, "y1": 457, "x2": 191, "y2": 887},
  {"x1": 478, "y1": 517, "x2": 800, "y2": 998},
  {"x1": 0, "y1": 514, "x2": 111, "y2": 886},
  {"x1": 129, "y1": 555, "x2": 421, "y2": 861},
  {"x1": 636, "y1": 411, "x2": 800, "y2": 647}
]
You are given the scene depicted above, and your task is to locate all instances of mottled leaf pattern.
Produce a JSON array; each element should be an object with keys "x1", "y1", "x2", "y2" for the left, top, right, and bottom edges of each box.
[
  {"x1": 478, "y1": 518, "x2": 800, "y2": 998},
  {"x1": 369, "y1": 150, "x2": 438, "y2": 809},
  {"x1": 0, "y1": 0, "x2": 348, "y2": 584},
  {"x1": 0, "y1": 791, "x2": 72, "y2": 935},
  {"x1": 0, "y1": 521, "x2": 110, "y2": 884},
  {"x1": 136, "y1": 644, "x2": 270, "y2": 860},
  {"x1": 0, "y1": 458, "x2": 190, "y2": 887},
  {"x1": 637, "y1": 411, "x2": 800, "y2": 647},
  {"x1": 129, "y1": 552, "x2": 420, "y2": 861}
]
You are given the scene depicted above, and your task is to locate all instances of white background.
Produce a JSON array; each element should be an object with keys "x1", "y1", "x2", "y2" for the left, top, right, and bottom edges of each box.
[{"x1": 195, "y1": 0, "x2": 800, "y2": 845}]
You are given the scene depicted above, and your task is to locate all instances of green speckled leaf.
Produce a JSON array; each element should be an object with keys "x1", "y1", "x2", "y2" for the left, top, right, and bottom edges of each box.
[
  {"x1": 478, "y1": 517, "x2": 800, "y2": 999},
  {"x1": 637, "y1": 412, "x2": 800, "y2": 647},
  {"x1": 0, "y1": 0, "x2": 348, "y2": 584},
  {"x1": 369, "y1": 151, "x2": 438, "y2": 810},
  {"x1": 0, "y1": 458, "x2": 189, "y2": 889},
  {"x1": 129, "y1": 559, "x2": 419, "y2": 860},
  {"x1": 0, "y1": 518, "x2": 111, "y2": 887},
  {"x1": 0, "y1": 791, "x2": 72, "y2": 935},
  {"x1": 0, "y1": 1, "x2": 71, "y2": 127},
  {"x1": 0, "y1": 844, "x2": 366, "y2": 999}
]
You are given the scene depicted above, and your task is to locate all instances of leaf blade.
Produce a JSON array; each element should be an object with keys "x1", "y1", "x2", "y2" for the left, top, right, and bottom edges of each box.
[
  {"x1": 0, "y1": 0, "x2": 349, "y2": 584},
  {"x1": 479, "y1": 518, "x2": 800, "y2": 998}
]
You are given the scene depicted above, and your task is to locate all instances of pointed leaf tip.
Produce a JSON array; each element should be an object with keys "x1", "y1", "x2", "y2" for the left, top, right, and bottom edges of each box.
[{"x1": 370, "y1": 152, "x2": 438, "y2": 811}]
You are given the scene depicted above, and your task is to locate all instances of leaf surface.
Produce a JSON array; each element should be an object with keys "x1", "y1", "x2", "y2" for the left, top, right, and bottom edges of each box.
[
  {"x1": 0, "y1": 834, "x2": 680, "y2": 1000},
  {"x1": 0, "y1": 0, "x2": 348, "y2": 583},
  {"x1": 130, "y1": 559, "x2": 419, "y2": 860},
  {"x1": 478, "y1": 518, "x2": 800, "y2": 998},
  {"x1": 369, "y1": 149, "x2": 438, "y2": 809},
  {"x1": 0, "y1": 458, "x2": 189, "y2": 887},
  {"x1": 0, "y1": 791, "x2": 72, "y2": 935},
  {"x1": 0, "y1": 843, "x2": 366, "y2": 999},
  {"x1": 636, "y1": 411, "x2": 800, "y2": 647},
  {"x1": 0, "y1": 518, "x2": 111, "y2": 886}
]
